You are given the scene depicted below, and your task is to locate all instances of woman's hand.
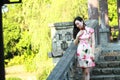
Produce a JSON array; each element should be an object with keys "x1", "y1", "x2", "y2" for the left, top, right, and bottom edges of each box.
[
  {"x1": 74, "y1": 30, "x2": 84, "y2": 45},
  {"x1": 76, "y1": 30, "x2": 84, "y2": 39}
]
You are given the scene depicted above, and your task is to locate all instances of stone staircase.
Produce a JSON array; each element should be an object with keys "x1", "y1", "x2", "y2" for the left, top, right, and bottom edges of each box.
[{"x1": 91, "y1": 51, "x2": 120, "y2": 80}]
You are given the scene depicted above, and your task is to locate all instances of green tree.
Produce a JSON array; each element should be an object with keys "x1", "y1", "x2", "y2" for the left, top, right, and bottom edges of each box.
[{"x1": 108, "y1": 0, "x2": 118, "y2": 26}]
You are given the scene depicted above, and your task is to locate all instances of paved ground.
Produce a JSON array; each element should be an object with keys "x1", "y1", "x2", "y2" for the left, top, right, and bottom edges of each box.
[{"x1": 5, "y1": 65, "x2": 36, "y2": 80}]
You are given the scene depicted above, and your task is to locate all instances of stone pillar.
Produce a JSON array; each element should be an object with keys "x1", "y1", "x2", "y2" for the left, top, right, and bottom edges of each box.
[
  {"x1": 117, "y1": 0, "x2": 120, "y2": 40},
  {"x1": 88, "y1": 0, "x2": 99, "y2": 45},
  {"x1": 88, "y1": 0, "x2": 99, "y2": 20},
  {"x1": 99, "y1": 0, "x2": 110, "y2": 45},
  {"x1": 99, "y1": 0, "x2": 109, "y2": 27}
]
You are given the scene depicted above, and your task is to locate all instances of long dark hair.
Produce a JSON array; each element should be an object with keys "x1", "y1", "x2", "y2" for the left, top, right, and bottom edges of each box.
[{"x1": 73, "y1": 16, "x2": 86, "y2": 39}]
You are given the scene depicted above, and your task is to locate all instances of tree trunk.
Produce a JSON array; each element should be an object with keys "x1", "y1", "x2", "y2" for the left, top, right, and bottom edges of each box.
[
  {"x1": 88, "y1": 0, "x2": 99, "y2": 20},
  {"x1": 0, "y1": 2, "x2": 5, "y2": 80}
]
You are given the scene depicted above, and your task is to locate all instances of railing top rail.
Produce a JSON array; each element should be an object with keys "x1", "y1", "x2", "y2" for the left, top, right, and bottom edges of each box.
[{"x1": 47, "y1": 43, "x2": 77, "y2": 80}]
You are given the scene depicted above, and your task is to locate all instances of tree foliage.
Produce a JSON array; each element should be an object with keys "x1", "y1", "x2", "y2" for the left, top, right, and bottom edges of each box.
[
  {"x1": 3, "y1": 0, "x2": 88, "y2": 59},
  {"x1": 108, "y1": 0, "x2": 118, "y2": 26}
]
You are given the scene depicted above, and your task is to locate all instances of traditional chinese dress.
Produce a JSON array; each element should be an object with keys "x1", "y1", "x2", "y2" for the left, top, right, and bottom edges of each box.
[{"x1": 77, "y1": 27, "x2": 95, "y2": 68}]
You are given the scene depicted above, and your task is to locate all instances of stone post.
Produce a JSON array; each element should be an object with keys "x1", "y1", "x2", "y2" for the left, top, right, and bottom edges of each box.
[{"x1": 99, "y1": 0, "x2": 110, "y2": 45}]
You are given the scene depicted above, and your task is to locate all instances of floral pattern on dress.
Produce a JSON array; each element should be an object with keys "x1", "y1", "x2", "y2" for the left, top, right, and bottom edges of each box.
[{"x1": 77, "y1": 27, "x2": 95, "y2": 68}]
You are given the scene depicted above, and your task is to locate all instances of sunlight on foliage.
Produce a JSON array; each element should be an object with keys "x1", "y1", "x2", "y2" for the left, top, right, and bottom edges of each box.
[
  {"x1": 6, "y1": 77, "x2": 22, "y2": 80},
  {"x1": 108, "y1": 0, "x2": 118, "y2": 26}
]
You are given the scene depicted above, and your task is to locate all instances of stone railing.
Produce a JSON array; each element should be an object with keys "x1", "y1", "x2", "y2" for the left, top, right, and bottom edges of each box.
[
  {"x1": 47, "y1": 43, "x2": 77, "y2": 80},
  {"x1": 47, "y1": 20, "x2": 102, "y2": 80},
  {"x1": 47, "y1": 43, "x2": 101, "y2": 80}
]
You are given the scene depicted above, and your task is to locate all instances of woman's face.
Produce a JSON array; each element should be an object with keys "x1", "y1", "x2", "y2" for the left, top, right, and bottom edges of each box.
[{"x1": 75, "y1": 20, "x2": 83, "y2": 29}]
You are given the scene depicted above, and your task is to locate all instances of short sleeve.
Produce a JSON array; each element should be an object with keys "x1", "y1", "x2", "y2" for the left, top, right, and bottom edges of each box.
[{"x1": 89, "y1": 28, "x2": 94, "y2": 34}]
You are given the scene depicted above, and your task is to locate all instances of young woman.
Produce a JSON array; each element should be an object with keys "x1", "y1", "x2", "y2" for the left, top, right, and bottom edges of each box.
[{"x1": 73, "y1": 16, "x2": 95, "y2": 80}]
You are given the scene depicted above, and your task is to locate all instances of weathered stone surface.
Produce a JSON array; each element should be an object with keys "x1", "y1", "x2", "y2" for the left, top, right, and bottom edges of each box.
[
  {"x1": 101, "y1": 68, "x2": 112, "y2": 75},
  {"x1": 92, "y1": 69, "x2": 101, "y2": 75},
  {"x1": 95, "y1": 62, "x2": 108, "y2": 68},
  {"x1": 108, "y1": 62, "x2": 120, "y2": 68},
  {"x1": 47, "y1": 43, "x2": 77, "y2": 80},
  {"x1": 113, "y1": 68, "x2": 120, "y2": 74},
  {"x1": 104, "y1": 56, "x2": 116, "y2": 61},
  {"x1": 92, "y1": 68, "x2": 120, "y2": 76},
  {"x1": 91, "y1": 50, "x2": 120, "y2": 80},
  {"x1": 91, "y1": 75, "x2": 119, "y2": 80}
]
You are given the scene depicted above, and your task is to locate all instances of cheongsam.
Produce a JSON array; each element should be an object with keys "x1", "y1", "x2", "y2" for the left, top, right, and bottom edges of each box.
[{"x1": 77, "y1": 27, "x2": 95, "y2": 68}]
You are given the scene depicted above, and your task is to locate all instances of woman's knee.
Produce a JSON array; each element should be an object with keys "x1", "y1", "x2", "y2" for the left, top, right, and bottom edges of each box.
[{"x1": 84, "y1": 68, "x2": 90, "y2": 75}]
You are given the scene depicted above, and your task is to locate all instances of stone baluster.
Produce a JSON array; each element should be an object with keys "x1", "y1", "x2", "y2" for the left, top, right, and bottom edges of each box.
[{"x1": 99, "y1": 0, "x2": 110, "y2": 45}]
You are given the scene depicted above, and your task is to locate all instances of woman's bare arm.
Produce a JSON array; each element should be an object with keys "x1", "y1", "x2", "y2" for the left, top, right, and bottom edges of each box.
[{"x1": 74, "y1": 38, "x2": 79, "y2": 45}]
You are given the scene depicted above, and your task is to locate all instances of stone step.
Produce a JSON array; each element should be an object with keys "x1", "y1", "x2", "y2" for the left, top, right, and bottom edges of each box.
[
  {"x1": 90, "y1": 75, "x2": 120, "y2": 80},
  {"x1": 95, "y1": 61, "x2": 120, "y2": 68},
  {"x1": 91, "y1": 68, "x2": 120, "y2": 75},
  {"x1": 89, "y1": 51, "x2": 120, "y2": 80},
  {"x1": 99, "y1": 55, "x2": 120, "y2": 61},
  {"x1": 101, "y1": 52, "x2": 120, "y2": 56},
  {"x1": 99, "y1": 52, "x2": 120, "y2": 61}
]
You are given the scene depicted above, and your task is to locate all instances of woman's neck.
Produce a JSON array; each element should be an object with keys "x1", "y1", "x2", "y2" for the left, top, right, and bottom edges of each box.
[{"x1": 80, "y1": 26, "x2": 85, "y2": 30}]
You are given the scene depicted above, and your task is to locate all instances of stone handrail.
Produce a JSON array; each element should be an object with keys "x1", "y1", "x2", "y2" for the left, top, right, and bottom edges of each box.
[
  {"x1": 47, "y1": 42, "x2": 77, "y2": 80},
  {"x1": 47, "y1": 43, "x2": 101, "y2": 80},
  {"x1": 47, "y1": 20, "x2": 101, "y2": 80}
]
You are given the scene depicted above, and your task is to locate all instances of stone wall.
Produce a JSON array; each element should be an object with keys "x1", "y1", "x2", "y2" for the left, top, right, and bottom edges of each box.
[{"x1": 49, "y1": 22, "x2": 73, "y2": 58}]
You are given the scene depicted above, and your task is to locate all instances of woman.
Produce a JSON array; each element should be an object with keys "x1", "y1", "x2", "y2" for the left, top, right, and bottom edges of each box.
[{"x1": 73, "y1": 16, "x2": 95, "y2": 80}]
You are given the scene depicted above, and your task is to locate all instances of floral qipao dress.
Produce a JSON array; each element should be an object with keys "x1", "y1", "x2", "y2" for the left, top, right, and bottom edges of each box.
[{"x1": 77, "y1": 27, "x2": 95, "y2": 68}]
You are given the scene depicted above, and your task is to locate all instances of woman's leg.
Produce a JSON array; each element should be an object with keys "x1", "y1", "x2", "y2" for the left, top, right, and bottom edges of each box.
[{"x1": 82, "y1": 68, "x2": 90, "y2": 80}]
